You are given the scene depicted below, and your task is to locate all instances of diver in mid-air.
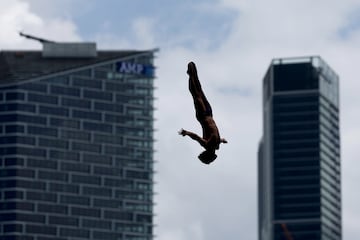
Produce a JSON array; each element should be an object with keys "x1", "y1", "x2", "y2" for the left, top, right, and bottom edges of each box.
[{"x1": 179, "y1": 62, "x2": 227, "y2": 164}]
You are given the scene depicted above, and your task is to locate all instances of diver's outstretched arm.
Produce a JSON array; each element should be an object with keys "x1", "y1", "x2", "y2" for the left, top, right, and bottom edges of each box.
[{"x1": 178, "y1": 129, "x2": 206, "y2": 147}]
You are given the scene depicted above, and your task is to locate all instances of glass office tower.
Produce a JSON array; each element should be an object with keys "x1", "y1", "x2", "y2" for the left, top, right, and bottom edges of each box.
[
  {"x1": 0, "y1": 43, "x2": 156, "y2": 240},
  {"x1": 258, "y1": 56, "x2": 341, "y2": 240}
]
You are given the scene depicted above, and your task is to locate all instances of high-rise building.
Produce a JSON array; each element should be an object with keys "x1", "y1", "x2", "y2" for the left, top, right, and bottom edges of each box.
[
  {"x1": 0, "y1": 41, "x2": 156, "y2": 239},
  {"x1": 258, "y1": 56, "x2": 341, "y2": 240}
]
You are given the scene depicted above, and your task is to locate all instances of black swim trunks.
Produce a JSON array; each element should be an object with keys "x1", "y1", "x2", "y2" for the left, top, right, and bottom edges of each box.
[{"x1": 196, "y1": 101, "x2": 212, "y2": 121}]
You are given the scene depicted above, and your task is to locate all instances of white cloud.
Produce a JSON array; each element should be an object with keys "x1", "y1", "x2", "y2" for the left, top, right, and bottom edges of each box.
[
  {"x1": 93, "y1": 17, "x2": 157, "y2": 50},
  {"x1": 0, "y1": 1, "x2": 42, "y2": 48},
  {"x1": 132, "y1": 17, "x2": 156, "y2": 49},
  {"x1": 0, "y1": 0, "x2": 81, "y2": 50},
  {"x1": 154, "y1": 1, "x2": 360, "y2": 240}
]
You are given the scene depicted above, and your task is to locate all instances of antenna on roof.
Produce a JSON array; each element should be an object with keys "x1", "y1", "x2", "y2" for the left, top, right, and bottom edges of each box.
[{"x1": 19, "y1": 31, "x2": 56, "y2": 44}]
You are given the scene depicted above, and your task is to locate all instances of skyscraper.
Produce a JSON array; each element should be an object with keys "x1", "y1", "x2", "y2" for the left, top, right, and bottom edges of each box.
[
  {"x1": 258, "y1": 56, "x2": 341, "y2": 240},
  {"x1": 0, "y1": 41, "x2": 156, "y2": 239}
]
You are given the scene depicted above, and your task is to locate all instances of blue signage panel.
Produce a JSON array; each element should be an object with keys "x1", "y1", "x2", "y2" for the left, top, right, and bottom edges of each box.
[{"x1": 116, "y1": 61, "x2": 154, "y2": 77}]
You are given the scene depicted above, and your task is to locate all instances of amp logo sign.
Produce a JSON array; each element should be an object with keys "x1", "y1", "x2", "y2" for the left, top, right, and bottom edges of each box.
[{"x1": 116, "y1": 61, "x2": 154, "y2": 77}]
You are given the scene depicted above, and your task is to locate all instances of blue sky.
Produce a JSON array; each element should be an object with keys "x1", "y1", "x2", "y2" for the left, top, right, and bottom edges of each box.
[
  {"x1": 72, "y1": 0, "x2": 236, "y2": 43},
  {"x1": 338, "y1": 7, "x2": 360, "y2": 39},
  {"x1": 26, "y1": 0, "x2": 238, "y2": 50},
  {"x1": 2, "y1": 0, "x2": 360, "y2": 239}
]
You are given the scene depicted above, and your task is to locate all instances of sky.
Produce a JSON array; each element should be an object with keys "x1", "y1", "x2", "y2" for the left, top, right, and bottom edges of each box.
[{"x1": 1, "y1": 0, "x2": 360, "y2": 239}]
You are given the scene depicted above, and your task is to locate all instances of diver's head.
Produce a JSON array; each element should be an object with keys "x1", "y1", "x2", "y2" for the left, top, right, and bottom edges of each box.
[{"x1": 198, "y1": 150, "x2": 217, "y2": 164}]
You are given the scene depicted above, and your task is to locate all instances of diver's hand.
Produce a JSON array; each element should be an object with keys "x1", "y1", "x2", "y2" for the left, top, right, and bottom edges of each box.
[
  {"x1": 221, "y1": 138, "x2": 228, "y2": 144},
  {"x1": 178, "y1": 129, "x2": 187, "y2": 136}
]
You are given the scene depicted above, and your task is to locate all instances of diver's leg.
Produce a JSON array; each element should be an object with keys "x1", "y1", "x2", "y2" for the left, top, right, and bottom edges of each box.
[
  {"x1": 188, "y1": 69, "x2": 212, "y2": 117},
  {"x1": 187, "y1": 62, "x2": 207, "y2": 120},
  {"x1": 187, "y1": 62, "x2": 203, "y2": 98}
]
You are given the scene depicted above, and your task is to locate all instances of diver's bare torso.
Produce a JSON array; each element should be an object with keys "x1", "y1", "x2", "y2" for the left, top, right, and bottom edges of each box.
[{"x1": 201, "y1": 116, "x2": 221, "y2": 149}]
